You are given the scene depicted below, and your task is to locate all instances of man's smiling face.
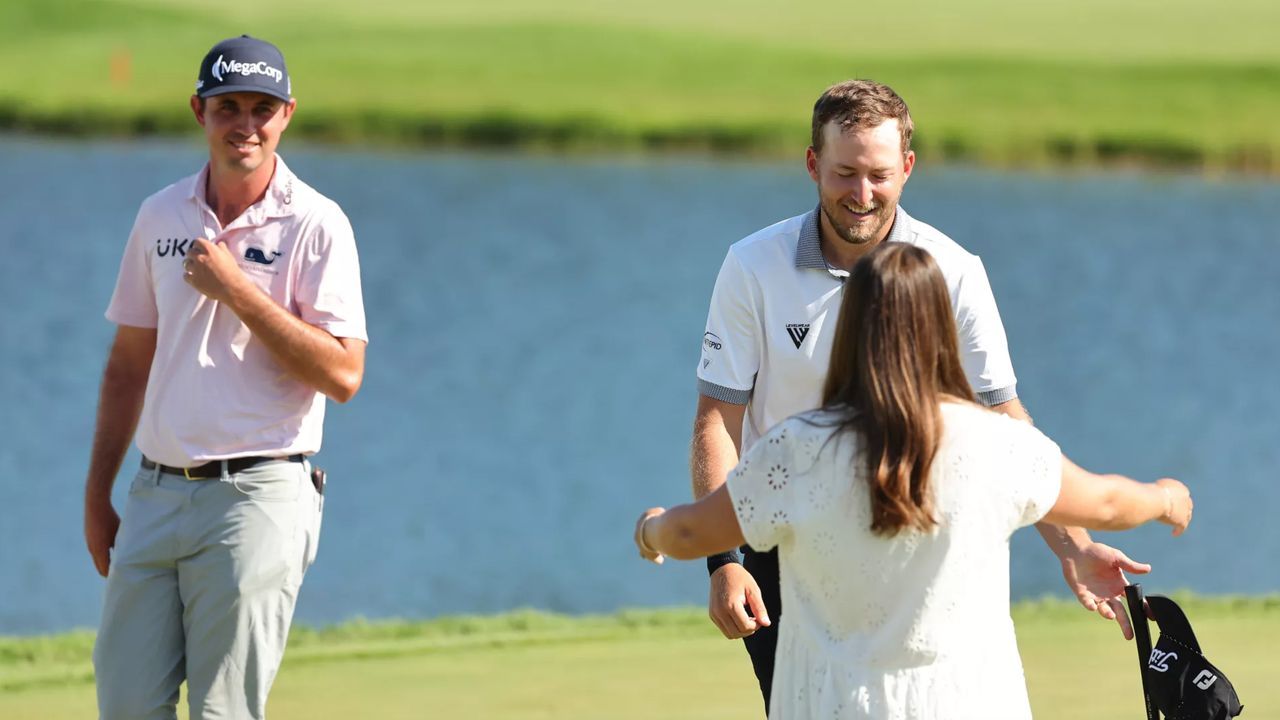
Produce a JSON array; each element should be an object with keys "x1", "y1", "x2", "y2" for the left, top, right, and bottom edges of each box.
[
  {"x1": 192, "y1": 91, "x2": 295, "y2": 176},
  {"x1": 808, "y1": 119, "x2": 914, "y2": 246}
]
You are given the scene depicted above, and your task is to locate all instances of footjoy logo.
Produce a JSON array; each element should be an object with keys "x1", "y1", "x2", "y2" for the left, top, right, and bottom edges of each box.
[
  {"x1": 1148, "y1": 649, "x2": 1178, "y2": 673},
  {"x1": 211, "y1": 54, "x2": 284, "y2": 84},
  {"x1": 1193, "y1": 669, "x2": 1218, "y2": 690},
  {"x1": 244, "y1": 247, "x2": 283, "y2": 265},
  {"x1": 785, "y1": 323, "x2": 810, "y2": 349}
]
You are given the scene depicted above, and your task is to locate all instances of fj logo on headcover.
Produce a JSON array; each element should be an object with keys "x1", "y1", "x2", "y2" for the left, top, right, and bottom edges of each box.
[
  {"x1": 1194, "y1": 670, "x2": 1218, "y2": 690},
  {"x1": 1148, "y1": 648, "x2": 1178, "y2": 673},
  {"x1": 786, "y1": 323, "x2": 810, "y2": 349}
]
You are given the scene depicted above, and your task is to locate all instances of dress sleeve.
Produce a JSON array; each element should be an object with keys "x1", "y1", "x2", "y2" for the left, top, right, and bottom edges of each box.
[
  {"x1": 725, "y1": 420, "x2": 799, "y2": 552},
  {"x1": 697, "y1": 249, "x2": 759, "y2": 405},
  {"x1": 1009, "y1": 422, "x2": 1063, "y2": 530}
]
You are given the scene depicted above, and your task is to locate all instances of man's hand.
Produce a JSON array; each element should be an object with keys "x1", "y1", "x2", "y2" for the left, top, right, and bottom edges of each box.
[
  {"x1": 708, "y1": 563, "x2": 770, "y2": 639},
  {"x1": 85, "y1": 496, "x2": 120, "y2": 578},
  {"x1": 1060, "y1": 541, "x2": 1151, "y2": 640},
  {"x1": 184, "y1": 238, "x2": 250, "y2": 303}
]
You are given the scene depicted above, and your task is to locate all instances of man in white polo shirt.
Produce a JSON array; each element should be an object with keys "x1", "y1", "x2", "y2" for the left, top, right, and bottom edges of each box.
[
  {"x1": 82, "y1": 35, "x2": 367, "y2": 719},
  {"x1": 693, "y1": 79, "x2": 1149, "y2": 712}
]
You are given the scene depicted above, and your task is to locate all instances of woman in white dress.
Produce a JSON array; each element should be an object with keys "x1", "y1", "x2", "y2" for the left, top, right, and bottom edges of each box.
[{"x1": 634, "y1": 242, "x2": 1193, "y2": 720}]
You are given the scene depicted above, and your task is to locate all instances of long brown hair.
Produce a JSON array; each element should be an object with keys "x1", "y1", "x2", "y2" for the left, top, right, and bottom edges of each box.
[{"x1": 821, "y1": 243, "x2": 976, "y2": 536}]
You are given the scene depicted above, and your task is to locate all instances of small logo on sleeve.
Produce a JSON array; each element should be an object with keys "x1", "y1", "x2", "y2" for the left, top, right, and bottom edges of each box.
[
  {"x1": 785, "y1": 323, "x2": 810, "y2": 349},
  {"x1": 244, "y1": 247, "x2": 283, "y2": 265},
  {"x1": 701, "y1": 332, "x2": 722, "y2": 371}
]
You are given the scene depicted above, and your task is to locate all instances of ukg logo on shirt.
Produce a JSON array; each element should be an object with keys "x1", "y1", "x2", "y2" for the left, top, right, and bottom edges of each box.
[{"x1": 211, "y1": 54, "x2": 284, "y2": 84}]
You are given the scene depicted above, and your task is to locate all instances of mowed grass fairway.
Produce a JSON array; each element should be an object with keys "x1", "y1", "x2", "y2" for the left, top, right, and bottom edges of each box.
[
  {"x1": 2, "y1": 0, "x2": 1280, "y2": 170},
  {"x1": 3, "y1": 599, "x2": 1277, "y2": 719}
]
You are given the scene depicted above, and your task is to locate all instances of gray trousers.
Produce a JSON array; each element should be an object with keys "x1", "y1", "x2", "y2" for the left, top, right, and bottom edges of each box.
[{"x1": 94, "y1": 458, "x2": 323, "y2": 720}]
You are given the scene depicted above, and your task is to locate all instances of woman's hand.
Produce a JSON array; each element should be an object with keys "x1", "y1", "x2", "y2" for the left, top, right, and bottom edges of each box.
[
  {"x1": 1155, "y1": 478, "x2": 1192, "y2": 536},
  {"x1": 634, "y1": 508, "x2": 666, "y2": 564}
]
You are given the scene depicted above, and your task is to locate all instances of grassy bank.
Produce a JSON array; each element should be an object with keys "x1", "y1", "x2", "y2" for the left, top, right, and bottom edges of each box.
[
  {"x1": 2, "y1": 597, "x2": 1278, "y2": 718},
  {"x1": 3, "y1": 0, "x2": 1280, "y2": 172}
]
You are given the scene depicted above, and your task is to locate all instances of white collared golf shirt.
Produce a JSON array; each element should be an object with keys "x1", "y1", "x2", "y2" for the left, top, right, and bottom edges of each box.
[{"x1": 698, "y1": 206, "x2": 1017, "y2": 452}]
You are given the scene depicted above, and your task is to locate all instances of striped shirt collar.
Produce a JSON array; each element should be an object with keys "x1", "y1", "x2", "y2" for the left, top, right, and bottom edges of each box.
[{"x1": 795, "y1": 205, "x2": 915, "y2": 272}]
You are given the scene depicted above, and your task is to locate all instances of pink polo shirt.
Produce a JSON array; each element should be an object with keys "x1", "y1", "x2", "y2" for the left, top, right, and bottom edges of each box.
[{"x1": 106, "y1": 155, "x2": 367, "y2": 466}]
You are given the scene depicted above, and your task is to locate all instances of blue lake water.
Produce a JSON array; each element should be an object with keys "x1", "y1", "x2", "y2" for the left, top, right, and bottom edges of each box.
[{"x1": 1, "y1": 137, "x2": 1277, "y2": 635}]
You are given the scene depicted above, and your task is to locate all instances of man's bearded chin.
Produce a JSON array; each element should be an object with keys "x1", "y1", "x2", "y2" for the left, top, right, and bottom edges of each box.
[{"x1": 822, "y1": 200, "x2": 886, "y2": 245}]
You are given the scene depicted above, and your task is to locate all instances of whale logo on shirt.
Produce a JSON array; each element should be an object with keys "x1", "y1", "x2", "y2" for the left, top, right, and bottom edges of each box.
[{"x1": 244, "y1": 247, "x2": 283, "y2": 265}]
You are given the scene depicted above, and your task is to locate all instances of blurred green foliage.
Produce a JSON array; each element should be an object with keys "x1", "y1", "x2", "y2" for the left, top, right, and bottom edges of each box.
[{"x1": 2, "y1": 0, "x2": 1278, "y2": 169}]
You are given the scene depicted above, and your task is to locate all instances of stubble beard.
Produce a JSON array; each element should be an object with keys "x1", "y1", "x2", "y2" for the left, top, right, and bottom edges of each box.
[{"x1": 820, "y1": 195, "x2": 895, "y2": 245}]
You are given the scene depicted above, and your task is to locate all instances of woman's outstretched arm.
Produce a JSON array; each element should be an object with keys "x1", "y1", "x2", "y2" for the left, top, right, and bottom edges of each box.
[
  {"x1": 1044, "y1": 456, "x2": 1192, "y2": 535},
  {"x1": 635, "y1": 485, "x2": 746, "y2": 563}
]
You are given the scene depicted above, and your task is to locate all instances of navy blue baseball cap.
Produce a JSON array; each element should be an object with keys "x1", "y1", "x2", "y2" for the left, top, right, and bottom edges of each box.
[{"x1": 195, "y1": 35, "x2": 291, "y2": 101}]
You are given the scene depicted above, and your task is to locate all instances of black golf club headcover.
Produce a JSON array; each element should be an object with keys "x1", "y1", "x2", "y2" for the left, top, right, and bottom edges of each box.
[{"x1": 1144, "y1": 595, "x2": 1243, "y2": 720}]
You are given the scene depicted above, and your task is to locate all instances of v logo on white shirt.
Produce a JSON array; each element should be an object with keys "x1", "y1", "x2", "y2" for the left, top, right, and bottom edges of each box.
[{"x1": 786, "y1": 324, "x2": 810, "y2": 349}]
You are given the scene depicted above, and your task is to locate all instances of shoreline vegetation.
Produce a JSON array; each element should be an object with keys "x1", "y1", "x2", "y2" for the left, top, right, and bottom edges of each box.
[
  {"x1": 5, "y1": 97, "x2": 1279, "y2": 176},
  {"x1": 3, "y1": 598, "x2": 1279, "y2": 718},
  {"x1": 4, "y1": 1, "x2": 1280, "y2": 175}
]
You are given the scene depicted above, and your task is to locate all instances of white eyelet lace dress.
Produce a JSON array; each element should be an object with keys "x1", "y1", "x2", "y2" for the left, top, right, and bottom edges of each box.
[{"x1": 725, "y1": 402, "x2": 1062, "y2": 720}]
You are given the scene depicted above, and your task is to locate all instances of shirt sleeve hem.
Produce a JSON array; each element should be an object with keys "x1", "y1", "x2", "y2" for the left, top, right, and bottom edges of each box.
[
  {"x1": 104, "y1": 311, "x2": 158, "y2": 329},
  {"x1": 977, "y1": 385, "x2": 1017, "y2": 407},
  {"x1": 697, "y1": 378, "x2": 750, "y2": 405},
  {"x1": 310, "y1": 322, "x2": 369, "y2": 342}
]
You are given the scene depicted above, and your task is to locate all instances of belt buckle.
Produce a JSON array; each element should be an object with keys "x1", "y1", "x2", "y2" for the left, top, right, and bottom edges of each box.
[{"x1": 183, "y1": 466, "x2": 197, "y2": 480}]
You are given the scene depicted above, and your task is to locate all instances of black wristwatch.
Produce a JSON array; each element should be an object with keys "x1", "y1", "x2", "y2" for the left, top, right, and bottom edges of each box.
[{"x1": 706, "y1": 549, "x2": 743, "y2": 575}]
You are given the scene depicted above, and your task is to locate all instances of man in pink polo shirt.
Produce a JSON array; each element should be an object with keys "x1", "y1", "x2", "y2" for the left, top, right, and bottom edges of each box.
[{"x1": 83, "y1": 35, "x2": 367, "y2": 719}]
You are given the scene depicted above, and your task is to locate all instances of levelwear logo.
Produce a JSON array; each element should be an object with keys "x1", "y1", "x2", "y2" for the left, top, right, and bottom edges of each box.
[
  {"x1": 785, "y1": 323, "x2": 810, "y2": 349},
  {"x1": 211, "y1": 54, "x2": 284, "y2": 84},
  {"x1": 1148, "y1": 648, "x2": 1178, "y2": 673}
]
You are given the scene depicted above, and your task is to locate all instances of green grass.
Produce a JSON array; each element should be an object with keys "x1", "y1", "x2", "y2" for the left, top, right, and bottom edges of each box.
[
  {"x1": 2, "y1": 598, "x2": 1277, "y2": 719},
  {"x1": 1, "y1": 0, "x2": 1279, "y2": 170}
]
